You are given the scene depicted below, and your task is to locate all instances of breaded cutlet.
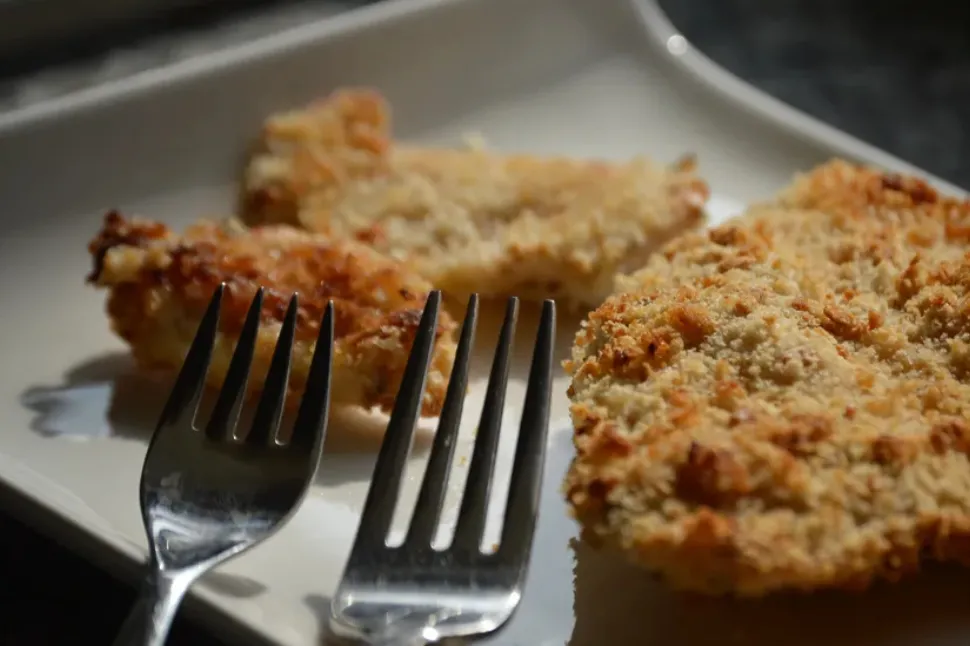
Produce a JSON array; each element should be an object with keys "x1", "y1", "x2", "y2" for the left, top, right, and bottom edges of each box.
[
  {"x1": 87, "y1": 211, "x2": 456, "y2": 416},
  {"x1": 241, "y1": 88, "x2": 709, "y2": 309},
  {"x1": 565, "y1": 159, "x2": 970, "y2": 595}
]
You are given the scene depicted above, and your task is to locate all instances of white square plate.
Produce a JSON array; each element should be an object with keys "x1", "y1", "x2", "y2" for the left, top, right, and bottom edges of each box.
[{"x1": 0, "y1": 0, "x2": 966, "y2": 644}]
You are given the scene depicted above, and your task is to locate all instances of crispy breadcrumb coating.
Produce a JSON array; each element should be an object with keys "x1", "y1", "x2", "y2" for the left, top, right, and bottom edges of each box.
[
  {"x1": 87, "y1": 211, "x2": 456, "y2": 416},
  {"x1": 565, "y1": 159, "x2": 970, "y2": 595},
  {"x1": 242, "y1": 88, "x2": 709, "y2": 308}
]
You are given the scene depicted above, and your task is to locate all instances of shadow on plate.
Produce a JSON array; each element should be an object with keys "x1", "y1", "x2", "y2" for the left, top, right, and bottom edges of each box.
[
  {"x1": 570, "y1": 541, "x2": 970, "y2": 645},
  {"x1": 19, "y1": 296, "x2": 580, "y2": 447},
  {"x1": 17, "y1": 352, "x2": 410, "y2": 489},
  {"x1": 20, "y1": 353, "x2": 148, "y2": 441}
]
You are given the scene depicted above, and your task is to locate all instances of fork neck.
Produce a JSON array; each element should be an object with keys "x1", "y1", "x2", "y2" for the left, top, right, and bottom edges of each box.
[
  {"x1": 113, "y1": 570, "x2": 195, "y2": 646},
  {"x1": 148, "y1": 571, "x2": 194, "y2": 638}
]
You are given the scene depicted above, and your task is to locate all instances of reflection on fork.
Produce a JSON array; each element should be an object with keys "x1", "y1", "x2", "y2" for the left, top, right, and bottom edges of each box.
[
  {"x1": 112, "y1": 283, "x2": 334, "y2": 646},
  {"x1": 330, "y1": 291, "x2": 557, "y2": 646}
]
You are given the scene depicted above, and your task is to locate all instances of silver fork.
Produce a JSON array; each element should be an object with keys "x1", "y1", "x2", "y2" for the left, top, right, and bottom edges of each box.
[
  {"x1": 330, "y1": 291, "x2": 556, "y2": 646},
  {"x1": 113, "y1": 283, "x2": 334, "y2": 646}
]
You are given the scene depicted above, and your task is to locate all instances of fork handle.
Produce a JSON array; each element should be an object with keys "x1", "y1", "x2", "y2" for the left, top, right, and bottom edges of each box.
[{"x1": 112, "y1": 572, "x2": 192, "y2": 646}]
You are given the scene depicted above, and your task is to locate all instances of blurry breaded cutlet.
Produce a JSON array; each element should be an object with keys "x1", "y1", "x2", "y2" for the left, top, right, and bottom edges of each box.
[{"x1": 241, "y1": 88, "x2": 710, "y2": 309}]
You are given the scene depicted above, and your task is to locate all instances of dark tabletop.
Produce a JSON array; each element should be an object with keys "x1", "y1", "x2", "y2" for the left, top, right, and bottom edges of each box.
[
  {"x1": 662, "y1": 0, "x2": 970, "y2": 188},
  {"x1": 3, "y1": 0, "x2": 970, "y2": 644}
]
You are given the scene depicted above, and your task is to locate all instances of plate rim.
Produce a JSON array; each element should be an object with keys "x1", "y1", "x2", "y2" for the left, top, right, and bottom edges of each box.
[{"x1": 0, "y1": 0, "x2": 462, "y2": 134}]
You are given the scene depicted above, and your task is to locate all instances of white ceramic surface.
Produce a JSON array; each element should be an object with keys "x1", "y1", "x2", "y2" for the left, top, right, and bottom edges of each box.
[{"x1": 0, "y1": 0, "x2": 967, "y2": 644}]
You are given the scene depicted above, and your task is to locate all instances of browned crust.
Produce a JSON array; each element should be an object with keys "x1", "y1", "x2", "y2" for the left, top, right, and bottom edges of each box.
[
  {"x1": 240, "y1": 88, "x2": 392, "y2": 227},
  {"x1": 240, "y1": 88, "x2": 710, "y2": 308},
  {"x1": 565, "y1": 159, "x2": 970, "y2": 595},
  {"x1": 88, "y1": 211, "x2": 456, "y2": 415}
]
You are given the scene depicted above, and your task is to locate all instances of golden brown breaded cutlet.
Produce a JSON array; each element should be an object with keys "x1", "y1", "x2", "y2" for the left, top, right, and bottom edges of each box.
[
  {"x1": 241, "y1": 88, "x2": 709, "y2": 309},
  {"x1": 87, "y1": 211, "x2": 456, "y2": 416},
  {"x1": 565, "y1": 159, "x2": 970, "y2": 596}
]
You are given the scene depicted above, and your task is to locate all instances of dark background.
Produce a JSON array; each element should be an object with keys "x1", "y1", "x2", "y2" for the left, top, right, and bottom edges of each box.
[
  {"x1": 661, "y1": 0, "x2": 970, "y2": 188},
  {"x1": 2, "y1": 0, "x2": 969, "y2": 643}
]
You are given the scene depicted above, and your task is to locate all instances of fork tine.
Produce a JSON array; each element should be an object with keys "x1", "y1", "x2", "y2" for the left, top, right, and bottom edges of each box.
[
  {"x1": 497, "y1": 299, "x2": 555, "y2": 561},
  {"x1": 156, "y1": 283, "x2": 224, "y2": 429},
  {"x1": 451, "y1": 296, "x2": 519, "y2": 552},
  {"x1": 289, "y1": 300, "x2": 335, "y2": 452},
  {"x1": 205, "y1": 288, "x2": 264, "y2": 441},
  {"x1": 245, "y1": 293, "x2": 298, "y2": 446},
  {"x1": 354, "y1": 290, "x2": 441, "y2": 546},
  {"x1": 404, "y1": 294, "x2": 479, "y2": 548}
]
